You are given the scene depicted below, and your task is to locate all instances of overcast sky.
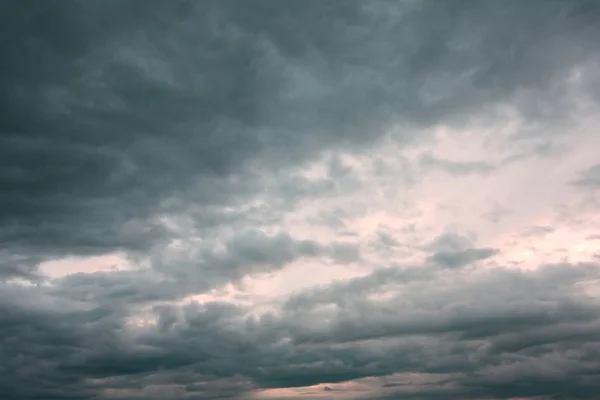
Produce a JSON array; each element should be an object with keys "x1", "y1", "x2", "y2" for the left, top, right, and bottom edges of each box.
[{"x1": 2, "y1": 1, "x2": 600, "y2": 399}]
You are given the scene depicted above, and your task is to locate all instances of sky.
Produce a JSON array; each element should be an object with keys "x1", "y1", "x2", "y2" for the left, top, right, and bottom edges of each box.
[{"x1": 2, "y1": 1, "x2": 600, "y2": 399}]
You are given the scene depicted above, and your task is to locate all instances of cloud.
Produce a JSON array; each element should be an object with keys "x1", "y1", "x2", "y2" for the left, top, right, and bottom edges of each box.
[
  {"x1": 425, "y1": 233, "x2": 498, "y2": 268},
  {"x1": 427, "y1": 247, "x2": 498, "y2": 269},
  {"x1": 48, "y1": 230, "x2": 359, "y2": 308},
  {"x1": 3, "y1": 261, "x2": 600, "y2": 399},
  {"x1": 575, "y1": 163, "x2": 600, "y2": 187},
  {"x1": 521, "y1": 225, "x2": 556, "y2": 238},
  {"x1": 2, "y1": 1, "x2": 600, "y2": 399},
  {"x1": 419, "y1": 153, "x2": 496, "y2": 176},
  {"x1": 264, "y1": 263, "x2": 600, "y2": 397},
  {"x1": 2, "y1": 0, "x2": 600, "y2": 279}
]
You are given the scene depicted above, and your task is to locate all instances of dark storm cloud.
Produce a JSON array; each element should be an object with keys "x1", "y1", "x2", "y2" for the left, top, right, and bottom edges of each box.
[
  {"x1": 2, "y1": 1, "x2": 600, "y2": 399},
  {"x1": 2, "y1": 262, "x2": 600, "y2": 399},
  {"x1": 254, "y1": 263, "x2": 600, "y2": 395},
  {"x1": 0, "y1": 283, "x2": 252, "y2": 399},
  {"x1": 0, "y1": 250, "x2": 45, "y2": 280},
  {"x1": 285, "y1": 263, "x2": 600, "y2": 344},
  {"x1": 2, "y1": 0, "x2": 600, "y2": 278},
  {"x1": 0, "y1": 284, "x2": 124, "y2": 399}
]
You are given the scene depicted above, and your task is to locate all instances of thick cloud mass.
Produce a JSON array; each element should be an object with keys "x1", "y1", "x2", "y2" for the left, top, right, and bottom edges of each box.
[
  {"x1": 2, "y1": 0, "x2": 599, "y2": 272},
  {"x1": 2, "y1": 1, "x2": 600, "y2": 399}
]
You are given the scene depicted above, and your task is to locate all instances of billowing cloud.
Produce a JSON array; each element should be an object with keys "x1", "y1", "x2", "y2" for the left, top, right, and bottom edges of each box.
[{"x1": 2, "y1": 1, "x2": 600, "y2": 399}]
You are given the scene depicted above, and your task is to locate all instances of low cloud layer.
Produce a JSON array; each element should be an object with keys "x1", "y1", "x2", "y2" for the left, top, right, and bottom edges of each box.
[{"x1": 2, "y1": 1, "x2": 600, "y2": 399}]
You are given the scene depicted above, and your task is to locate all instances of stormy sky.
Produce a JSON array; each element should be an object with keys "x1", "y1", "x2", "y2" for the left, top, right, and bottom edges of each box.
[{"x1": 2, "y1": 1, "x2": 600, "y2": 399}]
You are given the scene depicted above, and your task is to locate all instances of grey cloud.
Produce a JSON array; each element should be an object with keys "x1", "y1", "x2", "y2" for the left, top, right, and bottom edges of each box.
[
  {"x1": 377, "y1": 230, "x2": 399, "y2": 247},
  {"x1": 427, "y1": 247, "x2": 498, "y2": 268},
  {"x1": 574, "y1": 163, "x2": 600, "y2": 187},
  {"x1": 0, "y1": 284, "x2": 256, "y2": 399},
  {"x1": 313, "y1": 207, "x2": 355, "y2": 230},
  {"x1": 282, "y1": 264, "x2": 438, "y2": 312},
  {"x1": 2, "y1": 262, "x2": 600, "y2": 399},
  {"x1": 0, "y1": 251, "x2": 45, "y2": 281},
  {"x1": 152, "y1": 230, "x2": 360, "y2": 289},
  {"x1": 287, "y1": 263, "x2": 600, "y2": 345},
  {"x1": 420, "y1": 153, "x2": 496, "y2": 176},
  {"x1": 521, "y1": 225, "x2": 555, "y2": 237},
  {"x1": 427, "y1": 232, "x2": 473, "y2": 252},
  {"x1": 425, "y1": 233, "x2": 498, "y2": 268},
  {"x1": 0, "y1": 285, "x2": 124, "y2": 399},
  {"x1": 268, "y1": 263, "x2": 600, "y2": 396},
  {"x1": 52, "y1": 230, "x2": 359, "y2": 306},
  {"x1": 3, "y1": 1, "x2": 600, "y2": 399},
  {"x1": 338, "y1": 231, "x2": 360, "y2": 238},
  {"x1": 2, "y1": 0, "x2": 600, "y2": 279},
  {"x1": 330, "y1": 242, "x2": 362, "y2": 264},
  {"x1": 51, "y1": 269, "x2": 176, "y2": 306},
  {"x1": 483, "y1": 202, "x2": 514, "y2": 224}
]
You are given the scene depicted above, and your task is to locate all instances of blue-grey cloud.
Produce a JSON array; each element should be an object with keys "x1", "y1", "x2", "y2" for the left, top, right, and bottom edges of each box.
[
  {"x1": 2, "y1": 0, "x2": 599, "y2": 278},
  {"x1": 2, "y1": 1, "x2": 600, "y2": 399}
]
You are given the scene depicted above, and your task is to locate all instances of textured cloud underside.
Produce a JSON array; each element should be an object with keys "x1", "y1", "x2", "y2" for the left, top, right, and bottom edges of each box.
[{"x1": 2, "y1": 1, "x2": 600, "y2": 399}]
